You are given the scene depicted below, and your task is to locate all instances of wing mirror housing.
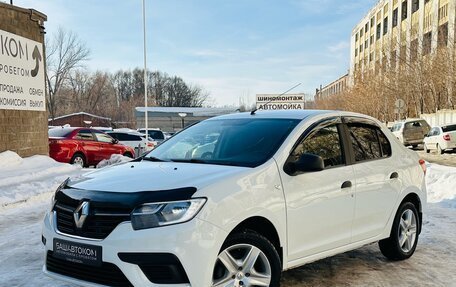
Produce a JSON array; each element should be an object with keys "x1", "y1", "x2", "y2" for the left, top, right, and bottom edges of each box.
[
  {"x1": 285, "y1": 153, "x2": 325, "y2": 175},
  {"x1": 112, "y1": 138, "x2": 119, "y2": 144}
]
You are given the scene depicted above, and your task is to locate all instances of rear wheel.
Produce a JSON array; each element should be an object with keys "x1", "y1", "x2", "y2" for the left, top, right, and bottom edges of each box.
[
  {"x1": 212, "y1": 231, "x2": 281, "y2": 287},
  {"x1": 437, "y1": 144, "x2": 444, "y2": 154},
  {"x1": 70, "y1": 153, "x2": 86, "y2": 167},
  {"x1": 423, "y1": 144, "x2": 430, "y2": 153},
  {"x1": 379, "y1": 202, "x2": 420, "y2": 261}
]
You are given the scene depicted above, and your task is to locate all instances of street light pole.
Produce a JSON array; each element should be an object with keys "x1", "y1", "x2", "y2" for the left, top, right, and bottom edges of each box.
[
  {"x1": 142, "y1": 0, "x2": 148, "y2": 137},
  {"x1": 178, "y1": 113, "x2": 187, "y2": 129}
]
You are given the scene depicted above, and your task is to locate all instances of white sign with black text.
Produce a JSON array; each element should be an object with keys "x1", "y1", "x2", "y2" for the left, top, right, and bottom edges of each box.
[
  {"x1": 0, "y1": 29, "x2": 45, "y2": 111},
  {"x1": 256, "y1": 94, "x2": 305, "y2": 110}
]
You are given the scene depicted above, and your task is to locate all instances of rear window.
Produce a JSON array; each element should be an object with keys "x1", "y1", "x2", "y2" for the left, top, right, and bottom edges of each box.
[
  {"x1": 48, "y1": 128, "x2": 75, "y2": 138},
  {"x1": 442, "y1": 125, "x2": 456, "y2": 132}
]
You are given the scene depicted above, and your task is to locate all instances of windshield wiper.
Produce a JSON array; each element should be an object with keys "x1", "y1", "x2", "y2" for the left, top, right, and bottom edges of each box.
[
  {"x1": 169, "y1": 158, "x2": 209, "y2": 164},
  {"x1": 142, "y1": 156, "x2": 168, "y2": 162}
]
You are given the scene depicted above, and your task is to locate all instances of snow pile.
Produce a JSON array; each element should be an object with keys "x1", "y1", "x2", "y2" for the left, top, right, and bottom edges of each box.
[
  {"x1": 0, "y1": 150, "x2": 23, "y2": 168},
  {"x1": 426, "y1": 163, "x2": 456, "y2": 207},
  {"x1": 96, "y1": 153, "x2": 132, "y2": 168},
  {"x1": 0, "y1": 151, "x2": 83, "y2": 207}
]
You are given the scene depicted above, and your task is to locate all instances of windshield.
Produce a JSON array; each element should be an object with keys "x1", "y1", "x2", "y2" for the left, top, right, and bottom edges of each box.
[{"x1": 145, "y1": 118, "x2": 300, "y2": 167}]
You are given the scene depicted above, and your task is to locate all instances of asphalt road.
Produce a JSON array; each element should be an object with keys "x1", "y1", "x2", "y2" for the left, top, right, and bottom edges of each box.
[{"x1": 413, "y1": 148, "x2": 456, "y2": 167}]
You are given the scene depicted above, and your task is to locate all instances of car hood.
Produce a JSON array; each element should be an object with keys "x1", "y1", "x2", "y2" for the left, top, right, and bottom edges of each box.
[{"x1": 67, "y1": 161, "x2": 247, "y2": 192}]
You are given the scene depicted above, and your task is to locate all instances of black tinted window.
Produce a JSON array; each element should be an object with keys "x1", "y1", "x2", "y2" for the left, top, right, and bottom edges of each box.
[
  {"x1": 48, "y1": 128, "x2": 75, "y2": 138},
  {"x1": 292, "y1": 125, "x2": 344, "y2": 168},
  {"x1": 349, "y1": 125, "x2": 381, "y2": 162},
  {"x1": 377, "y1": 129, "x2": 392, "y2": 157},
  {"x1": 76, "y1": 130, "x2": 94, "y2": 141},
  {"x1": 442, "y1": 125, "x2": 456, "y2": 132}
]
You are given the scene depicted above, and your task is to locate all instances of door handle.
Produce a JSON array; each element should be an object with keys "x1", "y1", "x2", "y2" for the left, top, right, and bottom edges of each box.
[
  {"x1": 341, "y1": 181, "x2": 352, "y2": 189},
  {"x1": 390, "y1": 172, "x2": 399, "y2": 179}
]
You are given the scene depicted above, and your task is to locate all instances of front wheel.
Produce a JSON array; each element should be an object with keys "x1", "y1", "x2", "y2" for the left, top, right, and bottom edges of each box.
[
  {"x1": 379, "y1": 202, "x2": 420, "y2": 261},
  {"x1": 212, "y1": 231, "x2": 281, "y2": 287}
]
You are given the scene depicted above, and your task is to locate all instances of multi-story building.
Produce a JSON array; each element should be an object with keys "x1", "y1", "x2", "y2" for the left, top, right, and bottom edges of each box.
[
  {"x1": 315, "y1": 74, "x2": 349, "y2": 100},
  {"x1": 349, "y1": 0, "x2": 456, "y2": 82}
]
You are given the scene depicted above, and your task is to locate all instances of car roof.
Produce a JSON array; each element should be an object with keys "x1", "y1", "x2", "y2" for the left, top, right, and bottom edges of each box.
[{"x1": 206, "y1": 109, "x2": 379, "y2": 122}]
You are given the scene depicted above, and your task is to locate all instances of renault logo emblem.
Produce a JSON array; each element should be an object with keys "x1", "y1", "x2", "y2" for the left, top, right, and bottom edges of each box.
[{"x1": 74, "y1": 201, "x2": 90, "y2": 228}]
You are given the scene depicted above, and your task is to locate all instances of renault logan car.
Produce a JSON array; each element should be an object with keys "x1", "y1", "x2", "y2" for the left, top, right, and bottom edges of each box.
[{"x1": 42, "y1": 110, "x2": 426, "y2": 287}]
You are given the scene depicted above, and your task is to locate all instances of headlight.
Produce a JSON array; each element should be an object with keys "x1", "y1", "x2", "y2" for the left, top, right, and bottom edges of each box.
[{"x1": 131, "y1": 198, "x2": 207, "y2": 230}]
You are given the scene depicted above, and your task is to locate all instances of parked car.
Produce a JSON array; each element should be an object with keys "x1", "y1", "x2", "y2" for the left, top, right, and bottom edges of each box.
[
  {"x1": 48, "y1": 127, "x2": 135, "y2": 167},
  {"x1": 138, "y1": 128, "x2": 166, "y2": 143},
  {"x1": 107, "y1": 130, "x2": 157, "y2": 154},
  {"x1": 43, "y1": 110, "x2": 426, "y2": 287},
  {"x1": 391, "y1": 119, "x2": 431, "y2": 147},
  {"x1": 423, "y1": 124, "x2": 456, "y2": 154}
]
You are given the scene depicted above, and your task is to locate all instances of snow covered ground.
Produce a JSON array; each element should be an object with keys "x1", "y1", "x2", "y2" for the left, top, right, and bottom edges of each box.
[{"x1": 0, "y1": 152, "x2": 455, "y2": 287}]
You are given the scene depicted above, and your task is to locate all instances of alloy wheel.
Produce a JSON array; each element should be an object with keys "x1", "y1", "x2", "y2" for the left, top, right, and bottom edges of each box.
[
  {"x1": 397, "y1": 209, "x2": 417, "y2": 253},
  {"x1": 212, "y1": 244, "x2": 272, "y2": 287},
  {"x1": 72, "y1": 156, "x2": 84, "y2": 167}
]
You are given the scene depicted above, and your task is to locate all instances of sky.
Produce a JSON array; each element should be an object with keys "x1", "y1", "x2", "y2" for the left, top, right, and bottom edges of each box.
[{"x1": 13, "y1": 0, "x2": 377, "y2": 107}]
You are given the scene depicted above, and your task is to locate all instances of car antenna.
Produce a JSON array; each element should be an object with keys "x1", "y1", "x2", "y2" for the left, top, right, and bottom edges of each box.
[{"x1": 250, "y1": 83, "x2": 302, "y2": 115}]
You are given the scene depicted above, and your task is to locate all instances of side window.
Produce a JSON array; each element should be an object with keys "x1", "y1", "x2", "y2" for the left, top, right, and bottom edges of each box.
[
  {"x1": 76, "y1": 130, "x2": 94, "y2": 141},
  {"x1": 377, "y1": 129, "x2": 392, "y2": 157},
  {"x1": 125, "y1": 134, "x2": 142, "y2": 141},
  {"x1": 291, "y1": 124, "x2": 344, "y2": 168},
  {"x1": 435, "y1": 128, "x2": 441, "y2": 135},
  {"x1": 348, "y1": 125, "x2": 382, "y2": 162},
  {"x1": 95, "y1": 132, "x2": 114, "y2": 143}
]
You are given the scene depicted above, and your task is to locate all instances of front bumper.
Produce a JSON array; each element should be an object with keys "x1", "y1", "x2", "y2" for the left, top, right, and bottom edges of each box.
[{"x1": 42, "y1": 211, "x2": 228, "y2": 286}]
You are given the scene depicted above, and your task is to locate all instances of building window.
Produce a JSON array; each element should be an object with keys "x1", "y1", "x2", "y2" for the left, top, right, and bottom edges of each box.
[
  {"x1": 383, "y1": 17, "x2": 388, "y2": 35},
  {"x1": 360, "y1": 44, "x2": 363, "y2": 52},
  {"x1": 356, "y1": 33, "x2": 359, "y2": 41},
  {"x1": 365, "y1": 40, "x2": 369, "y2": 49},
  {"x1": 423, "y1": 32, "x2": 432, "y2": 55},
  {"x1": 365, "y1": 22, "x2": 369, "y2": 32},
  {"x1": 393, "y1": 8, "x2": 398, "y2": 27},
  {"x1": 355, "y1": 48, "x2": 358, "y2": 57},
  {"x1": 370, "y1": 52, "x2": 373, "y2": 62},
  {"x1": 371, "y1": 17, "x2": 375, "y2": 27},
  {"x1": 370, "y1": 35, "x2": 374, "y2": 45},
  {"x1": 360, "y1": 27, "x2": 364, "y2": 37},
  {"x1": 402, "y1": 0, "x2": 408, "y2": 20},
  {"x1": 438, "y1": 23, "x2": 449, "y2": 47},
  {"x1": 410, "y1": 39, "x2": 418, "y2": 61},
  {"x1": 377, "y1": 23, "x2": 382, "y2": 40},
  {"x1": 412, "y1": 0, "x2": 419, "y2": 13}
]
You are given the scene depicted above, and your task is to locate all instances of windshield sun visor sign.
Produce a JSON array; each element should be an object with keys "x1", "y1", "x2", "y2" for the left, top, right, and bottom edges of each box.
[{"x1": 0, "y1": 29, "x2": 45, "y2": 111}]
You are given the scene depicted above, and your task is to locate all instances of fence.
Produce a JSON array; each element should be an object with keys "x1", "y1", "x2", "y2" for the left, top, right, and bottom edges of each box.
[{"x1": 420, "y1": 110, "x2": 456, "y2": 127}]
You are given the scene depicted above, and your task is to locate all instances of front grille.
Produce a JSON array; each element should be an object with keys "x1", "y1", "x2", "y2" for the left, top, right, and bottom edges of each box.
[
  {"x1": 46, "y1": 251, "x2": 133, "y2": 287},
  {"x1": 55, "y1": 202, "x2": 131, "y2": 239}
]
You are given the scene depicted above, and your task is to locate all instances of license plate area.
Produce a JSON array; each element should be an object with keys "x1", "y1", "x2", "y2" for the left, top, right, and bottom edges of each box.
[{"x1": 53, "y1": 238, "x2": 102, "y2": 267}]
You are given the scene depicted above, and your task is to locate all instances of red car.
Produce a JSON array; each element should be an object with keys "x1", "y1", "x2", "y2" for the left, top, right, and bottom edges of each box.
[{"x1": 48, "y1": 127, "x2": 135, "y2": 167}]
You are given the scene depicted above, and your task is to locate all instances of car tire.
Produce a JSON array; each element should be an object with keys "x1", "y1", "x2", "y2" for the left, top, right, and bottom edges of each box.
[
  {"x1": 212, "y1": 230, "x2": 281, "y2": 287},
  {"x1": 437, "y1": 144, "x2": 444, "y2": 154},
  {"x1": 423, "y1": 144, "x2": 430, "y2": 154},
  {"x1": 123, "y1": 152, "x2": 133, "y2": 158},
  {"x1": 70, "y1": 153, "x2": 86, "y2": 167},
  {"x1": 379, "y1": 202, "x2": 420, "y2": 261}
]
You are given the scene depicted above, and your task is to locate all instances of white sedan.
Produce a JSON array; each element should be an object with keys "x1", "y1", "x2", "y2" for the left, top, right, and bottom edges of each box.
[{"x1": 423, "y1": 124, "x2": 456, "y2": 154}]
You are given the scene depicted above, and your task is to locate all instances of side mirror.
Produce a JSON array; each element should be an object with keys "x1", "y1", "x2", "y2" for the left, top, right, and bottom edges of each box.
[
  {"x1": 285, "y1": 153, "x2": 324, "y2": 175},
  {"x1": 112, "y1": 138, "x2": 119, "y2": 144}
]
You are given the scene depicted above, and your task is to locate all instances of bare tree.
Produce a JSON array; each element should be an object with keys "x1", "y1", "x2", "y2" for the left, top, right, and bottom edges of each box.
[{"x1": 46, "y1": 28, "x2": 90, "y2": 120}]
